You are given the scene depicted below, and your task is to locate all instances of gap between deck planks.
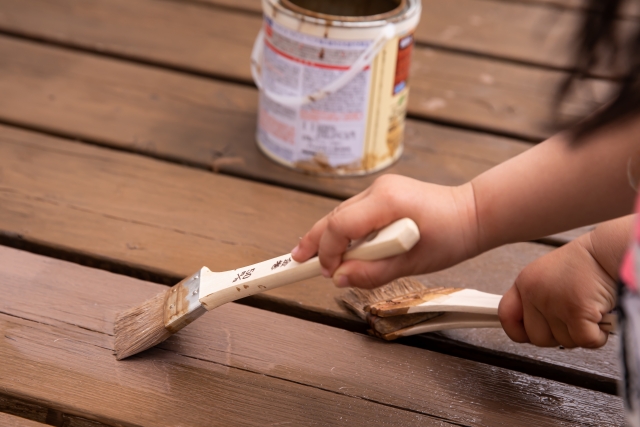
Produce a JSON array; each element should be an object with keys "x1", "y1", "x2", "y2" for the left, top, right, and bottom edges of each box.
[
  {"x1": 0, "y1": 411, "x2": 48, "y2": 427},
  {"x1": 0, "y1": 124, "x2": 618, "y2": 392},
  {"x1": 0, "y1": 245, "x2": 624, "y2": 426},
  {"x1": 0, "y1": 34, "x2": 591, "y2": 245},
  {"x1": 0, "y1": 0, "x2": 616, "y2": 141}
]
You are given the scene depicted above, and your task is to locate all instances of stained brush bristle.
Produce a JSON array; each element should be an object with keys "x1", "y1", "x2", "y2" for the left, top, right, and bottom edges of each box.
[
  {"x1": 114, "y1": 290, "x2": 172, "y2": 360},
  {"x1": 341, "y1": 277, "x2": 427, "y2": 318}
]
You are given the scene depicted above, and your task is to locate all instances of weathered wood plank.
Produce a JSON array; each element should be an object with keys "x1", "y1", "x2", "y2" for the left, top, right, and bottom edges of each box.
[
  {"x1": 0, "y1": 35, "x2": 586, "y2": 244},
  {"x1": 0, "y1": 34, "x2": 531, "y2": 194},
  {"x1": 197, "y1": 0, "x2": 640, "y2": 19},
  {"x1": 0, "y1": 1, "x2": 609, "y2": 140},
  {"x1": 0, "y1": 124, "x2": 617, "y2": 389},
  {"x1": 0, "y1": 0, "x2": 577, "y2": 69},
  {"x1": 161, "y1": 0, "x2": 639, "y2": 67},
  {"x1": 0, "y1": 314, "x2": 448, "y2": 426},
  {"x1": 0, "y1": 246, "x2": 624, "y2": 426}
]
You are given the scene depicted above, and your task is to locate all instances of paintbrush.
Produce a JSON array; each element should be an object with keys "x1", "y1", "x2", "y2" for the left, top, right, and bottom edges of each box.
[
  {"x1": 114, "y1": 218, "x2": 420, "y2": 360},
  {"x1": 342, "y1": 278, "x2": 618, "y2": 340}
]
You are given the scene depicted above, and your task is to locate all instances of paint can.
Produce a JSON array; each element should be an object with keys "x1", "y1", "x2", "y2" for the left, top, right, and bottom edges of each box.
[{"x1": 251, "y1": 0, "x2": 421, "y2": 176}]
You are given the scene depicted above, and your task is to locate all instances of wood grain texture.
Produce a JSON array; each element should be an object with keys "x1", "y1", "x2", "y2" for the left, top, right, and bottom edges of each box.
[
  {"x1": 194, "y1": 0, "x2": 640, "y2": 19},
  {"x1": 0, "y1": 124, "x2": 617, "y2": 387},
  {"x1": 0, "y1": 1, "x2": 612, "y2": 140},
  {"x1": 0, "y1": 246, "x2": 624, "y2": 426},
  {"x1": 407, "y1": 47, "x2": 611, "y2": 140},
  {"x1": 0, "y1": 35, "x2": 591, "y2": 244},
  {"x1": 0, "y1": 413, "x2": 48, "y2": 427},
  {"x1": 0, "y1": 34, "x2": 531, "y2": 195},
  {"x1": 161, "y1": 0, "x2": 638, "y2": 67}
]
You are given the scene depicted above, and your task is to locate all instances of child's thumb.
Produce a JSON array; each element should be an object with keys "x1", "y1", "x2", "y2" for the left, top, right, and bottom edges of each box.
[{"x1": 499, "y1": 285, "x2": 530, "y2": 343}]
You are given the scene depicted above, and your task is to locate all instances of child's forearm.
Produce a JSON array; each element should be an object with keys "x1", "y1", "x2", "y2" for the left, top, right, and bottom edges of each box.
[{"x1": 469, "y1": 117, "x2": 640, "y2": 251}]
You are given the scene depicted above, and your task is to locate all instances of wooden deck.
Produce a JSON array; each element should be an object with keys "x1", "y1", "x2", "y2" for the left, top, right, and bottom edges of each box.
[{"x1": 0, "y1": 0, "x2": 629, "y2": 425}]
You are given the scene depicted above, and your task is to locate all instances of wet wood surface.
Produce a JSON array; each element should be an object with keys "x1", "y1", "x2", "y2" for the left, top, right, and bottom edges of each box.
[
  {"x1": 0, "y1": 246, "x2": 623, "y2": 426},
  {"x1": 0, "y1": 0, "x2": 613, "y2": 141},
  {"x1": 0, "y1": 125, "x2": 617, "y2": 391}
]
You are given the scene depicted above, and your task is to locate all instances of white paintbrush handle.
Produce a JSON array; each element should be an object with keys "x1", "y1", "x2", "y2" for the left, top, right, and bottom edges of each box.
[
  {"x1": 198, "y1": 218, "x2": 420, "y2": 310},
  {"x1": 387, "y1": 312, "x2": 617, "y2": 340},
  {"x1": 406, "y1": 289, "x2": 503, "y2": 315},
  {"x1": 397, "y1": 313, "x2": 502, "y2": 337}
]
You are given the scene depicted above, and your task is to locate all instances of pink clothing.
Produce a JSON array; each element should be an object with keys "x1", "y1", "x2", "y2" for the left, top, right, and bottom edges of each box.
[{"x1": 621, "y1": 196, "x2": 640, "y2": 291}]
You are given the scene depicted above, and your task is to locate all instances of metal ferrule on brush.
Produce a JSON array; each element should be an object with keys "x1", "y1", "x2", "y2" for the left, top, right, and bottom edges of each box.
[{"x1": 163, "y1": 267, "x2": 208, "y2": 333}]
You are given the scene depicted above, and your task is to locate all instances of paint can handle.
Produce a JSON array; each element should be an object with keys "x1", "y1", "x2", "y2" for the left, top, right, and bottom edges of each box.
[{"x1": 250, "y1": 23, "x2": 397, "y2": 108}]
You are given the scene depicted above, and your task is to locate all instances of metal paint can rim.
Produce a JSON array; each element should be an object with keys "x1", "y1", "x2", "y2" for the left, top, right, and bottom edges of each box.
[{"x1": 266, "y1": 0, "x2": 420, "y2": 29}]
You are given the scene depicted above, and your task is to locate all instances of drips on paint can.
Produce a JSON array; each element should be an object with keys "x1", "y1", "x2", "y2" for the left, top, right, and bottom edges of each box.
[{"x1": 252, "y1": 0, "x2": 421, "y2": 175}]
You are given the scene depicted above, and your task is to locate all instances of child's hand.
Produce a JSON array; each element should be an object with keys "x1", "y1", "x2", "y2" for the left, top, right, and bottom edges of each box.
[
  {"x1": 291, "y1": 175, "x2": 479, "y2": 288},
  {"x1": 498, "y1": 218, "x2": 630, "y2": 348}
]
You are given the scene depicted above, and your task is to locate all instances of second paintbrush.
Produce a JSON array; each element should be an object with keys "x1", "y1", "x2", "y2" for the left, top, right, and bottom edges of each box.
[{"x1": 114, "y1": 218, "x2": 420, "y2": 360}]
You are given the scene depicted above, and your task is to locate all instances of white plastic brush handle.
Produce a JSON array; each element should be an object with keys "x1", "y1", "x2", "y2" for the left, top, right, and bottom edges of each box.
[{"x1": 198, "y1": 218, "x2": 420, "y2": 310}]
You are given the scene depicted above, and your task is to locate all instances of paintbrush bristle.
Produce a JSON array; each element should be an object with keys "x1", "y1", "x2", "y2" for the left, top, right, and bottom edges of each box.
[
  {"x1": 341, "y1": 277, "x2": 428, "y2": 318},
  {"x1": 114, "y1": 290, "x2": 172, "y2": 360}
]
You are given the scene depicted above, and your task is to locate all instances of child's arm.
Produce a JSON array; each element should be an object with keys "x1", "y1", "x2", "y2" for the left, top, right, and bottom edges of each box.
[
  {"x1": 291, "y1": 116, "x2": 639, "y2": 289},
  {"x1": 499, "y1": 215, "x2": 633, "y2": 348},
  {"x1": 472, "y1": 119, "x2": 639, "y2": 253}
]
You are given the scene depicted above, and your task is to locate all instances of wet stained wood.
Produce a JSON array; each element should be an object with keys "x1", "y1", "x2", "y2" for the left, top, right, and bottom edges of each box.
[
  {"x1": 0, "y1": 3, "x2": 611, "y2": 141},
  {"x1": 0, "y1": 284, "x2": 451, "y2": 425},
  {"x1": 0, "y1": 124, "x2": 617, "y2": 388},
  {"x1": 0, "y1": 246, "x2": 624, "y2": 426}
]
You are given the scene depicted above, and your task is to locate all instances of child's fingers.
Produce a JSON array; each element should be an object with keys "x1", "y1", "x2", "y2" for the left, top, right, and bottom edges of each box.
[
  {"x1": 547, "y1": 318, "x2": 578, "y2": 349},
  {"x1": 522, "y1": 303, "x2": 559, "y2": 347},
  {"x1": 291, "y1": 192, "x2": 370, "y2": 263},
  {"x1": 331, "y1": 256, "x2": 415, "y2": 289},
  {"x1": 317, "y1": 199, "x2": 399, "y2": 276},
  {"x1": 292, "y1": 216, "x2": 327, "y2": 263},
  {"x1": 566, "y1": 318, "x2": 609, "y2": 348},
  {"x1": 498, "y1": 286, "x2": 530, "y2": 343}
]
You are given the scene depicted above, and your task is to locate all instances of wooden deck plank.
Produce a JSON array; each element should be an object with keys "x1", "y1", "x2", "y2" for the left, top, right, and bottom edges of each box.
[
  {"x1": 0, "y1": 246, "x2": 623, "y2": 426},
  {"x1": 0, "y1": 35, "x2": 588, "y2": 244},
  {"x1": 0, "y1": 258, "x2": 456, "y2": 426},
  {"x1": 0, "y1": 35, "x2": 530, "y2": 196},
  {"x1": 155, "y1": 0, "x2": 638, "y2": 68},
  {"x1": 0, "y1": 124, "x2": 618, "y2": 390},
  {"x1": 0, "y1": 1, "x2": 611, "y2": 140},
  {"x1": 198, "y1": 0, "x2": 640, "y2": 19}
]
